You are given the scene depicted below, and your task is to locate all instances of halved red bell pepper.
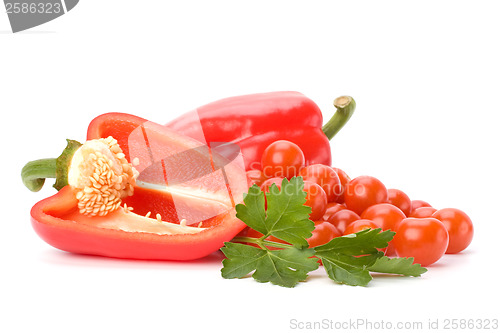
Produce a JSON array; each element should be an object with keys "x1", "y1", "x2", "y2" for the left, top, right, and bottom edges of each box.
[
  {"x1": 28, "y1": 113, "x2": 248, "y2": 260},
  {"x1": 166, "y1": 92, "x2": 356, "y2": 170},
  {"x1": 31, "y1": 187, "x2": 244, "y2": 260}
]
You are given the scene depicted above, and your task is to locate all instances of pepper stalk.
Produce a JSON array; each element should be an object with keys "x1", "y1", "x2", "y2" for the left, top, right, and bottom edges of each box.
[
  {"x1": 21, "y1": 139, "x2": 81, "y2": 192},
  {"x1": 322, "y1": 96, "x2": 356, "y2": 140}
]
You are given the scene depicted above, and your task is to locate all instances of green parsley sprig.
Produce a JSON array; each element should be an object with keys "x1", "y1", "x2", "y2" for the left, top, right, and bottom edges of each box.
[{"x1": 221, "y1": 177, "x2": 427, "y2": 288}]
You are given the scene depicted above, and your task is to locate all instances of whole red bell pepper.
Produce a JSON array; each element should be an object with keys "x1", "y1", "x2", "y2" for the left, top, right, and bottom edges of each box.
[
  {"x1": 25, "y1": 113, "x2": 248, "y2": 260},
  {"x1": 166, "y1": 92, "x2": 356, "y2": 170}
]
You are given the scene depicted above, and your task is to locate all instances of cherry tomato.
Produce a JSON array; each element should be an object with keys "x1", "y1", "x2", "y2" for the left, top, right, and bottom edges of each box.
[
  {"x1": 432, "y1": 208, "x2": 474, "y2": 254},
  {"x1": 410, "y1": 207, "x2": 437, "y2": 218},
  {"x1": 360, "y1": 203, "x2": 405, "y2": 256},
  {"x1": 385, "y1": 243, "x2": 397, "y2": 257},
  {"x1": 387, "y1": 189, "x2": 412, "y2": 216},
  {"x1": 303, "y1": 181, "x2": 328, "y2": 221},
  {"x1": 306, "y1": 221, "x2": 342, "y2": 248},
  {"x1": 343, "y1": 219, "x2": 387, "y2": 253},
  {"x1": 299, "y1": 164, "x2": 341, "y2": 202},
  {"x1": 344, "y1": 176, "x2": 388, "y2": 215},
  {"x1": 260, "y1": 177, "x2": 284, "y2": 194},
  {"x1": 261, "y1": 140, "x2": 304, "y2": 179},
  {"x1": 393, "y1": 217, "x2": 449, "y2": 267},
  {"x1": 322, "y1": 202, "x2": 347, "y2": 221},
  {"x1": 246, "y1": 169, "x2": 267, "y2": 187},
  {"x1": 331, "y1": 167, "x2": 351, "y2": 203},
  {"x1": 343, "y1": 219, "x2": 379, "y2": 235},
  {"x1": 325, "y1": 209, "x2": 360, "y2": 234},
  {"x1": 410, "y1": 200, "x2": 432, "y2": 214},
  {"x1": 361, "y1": 203, "x2": 406, "y2": 231}
]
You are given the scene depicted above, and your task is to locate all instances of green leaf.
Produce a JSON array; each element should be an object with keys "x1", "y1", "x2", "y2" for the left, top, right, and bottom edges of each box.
[
  {"x1": 318, "y1": 252, "x2": 384, "y2": 286},
  {"x1": 314, "y1": 228, "x2": 394, "y2": 256},
  {"x1": 235, "y1": 185, "x2": 267, "y2": 234},
  {"x1": 220, "y1": 242, "x2": 266, "y2": 279},
  {"x1": 253, "y1": 248, "x2": 319, "y2": 287},
  {"x1": 235, "y1": 177, "x2": 314, "y2": 248},
  {"x1": 221, "y1": 242, "x2": 319, "y2": 288},
  {"x1": 265, "y1": 178, "x2": 313, "y2": 248},
  {"x1": 315, "y1": 229, "x2": 394, "y2": 286},
  {"x1": 368, "y1": 256, "x2": 428, "y2": 277}
]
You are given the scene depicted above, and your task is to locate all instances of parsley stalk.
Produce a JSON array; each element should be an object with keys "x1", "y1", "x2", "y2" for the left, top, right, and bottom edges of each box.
[{"x1": 231, "y1": 236, "x2": 295, "y2": 250}]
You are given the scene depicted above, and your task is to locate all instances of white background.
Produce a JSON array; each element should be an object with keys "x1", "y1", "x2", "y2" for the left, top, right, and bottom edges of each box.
[{"x1": 1, "y1": 1, "x2": 499, "y2": 332}]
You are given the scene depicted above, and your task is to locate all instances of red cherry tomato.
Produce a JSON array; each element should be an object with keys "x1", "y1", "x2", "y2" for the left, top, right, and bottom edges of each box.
[
  {"x1": 387, "y1": 189, "x2": 412, "y2": 216},
  {"x1": 343, "y1": 219, "x2": 379, "y2": 235},
  {"x1": 260, "y1": 177, "x2": 284, "y2": 193},
  {"x1": 361, "y1": 203, "x2": 406, "y2": 231},
  {"x1": 261, "y1": 140, "x2": 304, "y2": 179},
  {"x1": 306, "y1": 221, "x2": 342, "y2": 247},
  {"x1": 344, "y1": 176, "x2": 388, "y2": 215},
  {"x1": 393, "y1": 218, "x2": 449, "y2": 267},
  {"x1": 322, "y1": 202, "x2": 347, "y2": 221},
  {"x1": 410, "y1": 200, "x2": 432, "y2": 214},
  {"x1": 344, "y1": 219, "x2": 387, "y2": 253},
  {"x1": 331, "y1": 167, "x2": 351, "y2": 204},
  {"x1": 432, "y1": 208, "x2": 474, "y2": 254},
  {"x1": 360, "y1": 203, "x2": 405, "y2": 256},
  {"x1": 410, "y1": 207, "x2": 437, "y2": 218},
  {"x1": 325, "y1": 209, "x2": 360, "y2": 234},
  {"x1": 299, "y1": 164, "x2": 341, "y2": 202},
  {"x1": 246, "y1": 169, "x2": 267, "y2": 187},
  {"x1": 303, "y1": 181, "x2": 328, "y2": 221}
]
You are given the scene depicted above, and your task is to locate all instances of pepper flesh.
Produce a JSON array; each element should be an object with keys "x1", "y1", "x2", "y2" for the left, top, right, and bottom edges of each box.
[
  {"x1": 166, "y1": 91, "x2": 355, "y2": 170},
  {"x1": 30, "y1": 113, "x2": 248, "y2": 260},
  {"x1": 31, "y1": 187, "x2": 240, "y2": 260}
]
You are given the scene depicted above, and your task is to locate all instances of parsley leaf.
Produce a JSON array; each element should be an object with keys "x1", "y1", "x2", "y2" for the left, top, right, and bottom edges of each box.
[
  {"x1": 235, "y1": 177, "x2": 314, "y2": 248},
  {"x1": 320, "y1": 252, "x2": 383, "y2": 286},
  {"x1": 368, "y1": 256, "x2": 427, "y2": 276},
  {"x1": 234, "y1": 185, "x2": 267, "y2": 235},
  {"x1": 221, "y1": 243, "x2": 319, "y2": 288},
  {"x1": 314, "y1": 229, "x2": 393, "y2": 286},
  {"x1": 314, "y1": 228, "x2": 394, "y2": 256},
  {"x1": 221, "y1": 177, "x2": 318, "y2": 287},
  {"x1": 220, "y1": 242, "x2": 266, "y2": 279}
]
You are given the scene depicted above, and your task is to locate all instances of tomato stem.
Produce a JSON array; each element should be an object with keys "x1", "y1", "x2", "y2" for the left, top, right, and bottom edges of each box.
[{"x1": 322, "y1": 96, "x2": 356, "y2": 140}]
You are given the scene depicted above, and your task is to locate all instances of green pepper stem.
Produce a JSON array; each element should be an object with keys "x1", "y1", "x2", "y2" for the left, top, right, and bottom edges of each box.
[
  {"x1": 322, "y1": 96, "x2": 356, "y2": 140},
  {"x1": 21, "y1": 139, "x2": 82, "y2": 192},
  {"x1": 21, "y1": 158, "x2": 57, "y2": 192}
]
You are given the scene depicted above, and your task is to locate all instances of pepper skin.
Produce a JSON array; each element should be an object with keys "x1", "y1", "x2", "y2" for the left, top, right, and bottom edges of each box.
[{"x1": 166, "y1": 92, "x2": 355, "y2": 170}]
